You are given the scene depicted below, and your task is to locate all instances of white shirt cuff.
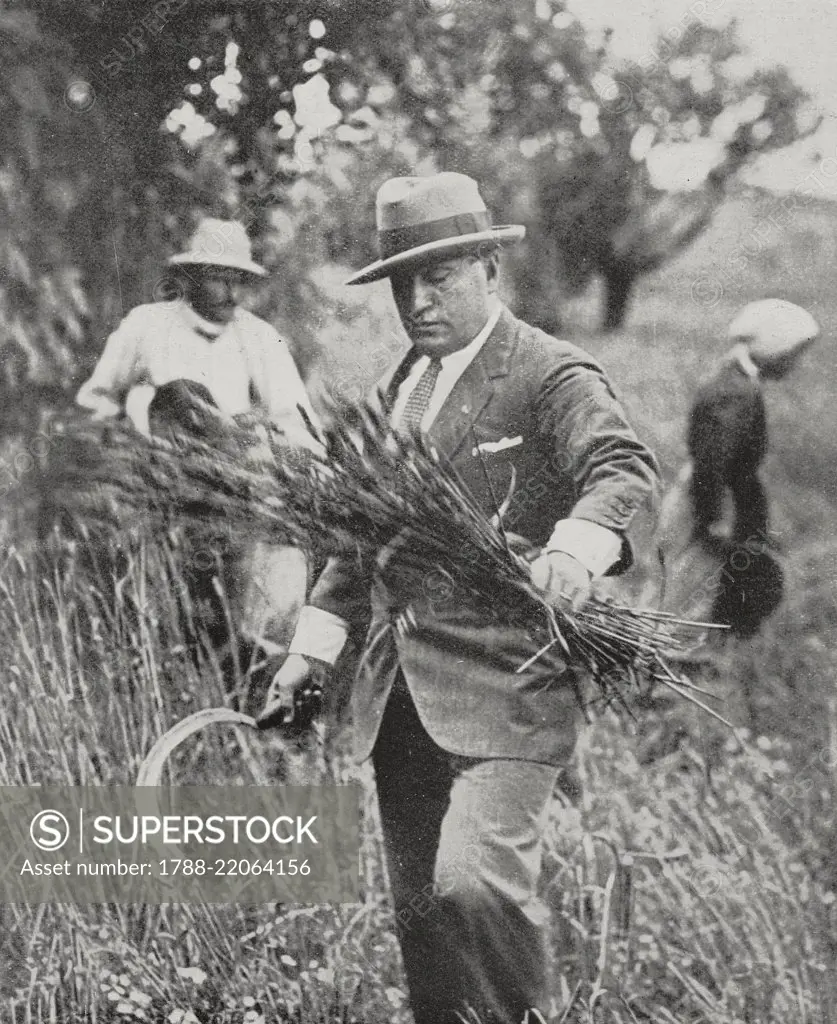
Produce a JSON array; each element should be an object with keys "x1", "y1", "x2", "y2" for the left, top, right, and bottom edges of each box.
[
  {"x1": 76, "y1": 391, "x2": 122, "y2": 419},
  {"x1": 545, "y1": 519, "x2": 623, "y2": 578},
  {"x1": 288, "y1": 605, "x2": 350, "y2": 665},
  {"x1": 124, "y1": 385, "x2": 157, "y2": 438}
]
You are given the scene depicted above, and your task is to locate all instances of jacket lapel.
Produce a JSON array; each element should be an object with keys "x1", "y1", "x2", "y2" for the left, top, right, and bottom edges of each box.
[
  {"x1": 376, "y1": 348, "x2": 421, "y2": 414},
  {"x1": 427, "y1": 306, "x2": 518, "y2": 459}
]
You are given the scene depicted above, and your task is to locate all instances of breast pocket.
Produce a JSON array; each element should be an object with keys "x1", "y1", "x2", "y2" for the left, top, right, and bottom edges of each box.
[
  {"x1": 464, "y1": 427, "x2": 527, "y2": 519},
  {"x1": 470, "y1": 432, "x2": 525, "y2": 459}
]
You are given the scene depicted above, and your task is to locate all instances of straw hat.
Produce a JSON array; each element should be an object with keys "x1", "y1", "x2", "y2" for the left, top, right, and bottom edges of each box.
[
  {"x1": 728, "y1": 299, "x2": 820, "y2": 365},
  {"x1": 347, "y1": 172, "x2": 526, "y2": 285},
  {"x1": 168, "y1": 217, "x2": 267, "y2": 277}
]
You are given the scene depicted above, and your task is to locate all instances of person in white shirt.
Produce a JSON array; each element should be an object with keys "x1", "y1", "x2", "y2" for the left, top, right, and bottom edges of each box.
[
  {"x1": 76, "y1": 217, "x2": 319, "y2": 667},
  {"x1": 76, "y1": 218, "x2": 318, "y2": 445}
]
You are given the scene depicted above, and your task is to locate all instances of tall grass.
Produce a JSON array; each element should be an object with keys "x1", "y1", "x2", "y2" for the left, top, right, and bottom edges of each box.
[
  {"x1": 1, "y1": 536, "x2": 835, "y2": 1023},
  {"x1": 0, "y1": 538, "x2": 408, "y2": 1023},
  {"x1": 545, "y1": 717, "x2": 837, "y2": 1022}
]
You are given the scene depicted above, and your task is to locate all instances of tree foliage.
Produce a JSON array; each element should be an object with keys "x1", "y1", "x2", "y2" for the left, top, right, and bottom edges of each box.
[
  {"x1": 315, "y1": 2, "x2": 816, "y2": 330},
  {"x1": 0, "y1": 0, "x2": 816, "y2": 433},
  {"x1": 0, "y1": 8, "x2": 102, "y2": 429}
]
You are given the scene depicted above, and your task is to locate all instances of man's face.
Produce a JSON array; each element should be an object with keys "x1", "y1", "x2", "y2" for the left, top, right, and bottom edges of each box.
[
  {"x1": 187, "y1": 266, "x2": 246, "y2": 325},
  {"x1": 390, "y1": 251, "x2": 499, "y2": 357}
]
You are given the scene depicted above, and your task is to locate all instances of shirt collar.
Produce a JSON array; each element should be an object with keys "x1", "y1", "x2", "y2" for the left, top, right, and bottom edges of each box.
[
  {"x1": 176, "y1": 299, "x2": 234, "y2": 340},
  {"x1": 729, "y1": 342, "x2": 760, "y2": 380}
]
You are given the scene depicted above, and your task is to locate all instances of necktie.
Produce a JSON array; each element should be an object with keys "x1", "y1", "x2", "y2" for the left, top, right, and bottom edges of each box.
[{"x1": 399, "y1": 357, "x2": 443, "y2": 432}]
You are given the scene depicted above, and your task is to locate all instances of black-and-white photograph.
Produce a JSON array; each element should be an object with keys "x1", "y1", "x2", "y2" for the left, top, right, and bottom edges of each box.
[{"x1": 2, "y1": 0, "x2": 836, "y2": 1020}]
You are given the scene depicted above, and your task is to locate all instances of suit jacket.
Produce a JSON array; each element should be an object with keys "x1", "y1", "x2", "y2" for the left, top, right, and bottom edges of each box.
[
  {"x1": 312, "y1": 307, "x2": 661, "y2": 765},
  {"x1": 688, "y1": 358, "x2": 767, "y2": 479},
  {"x1": 687, "y1": 357, "x2": 768, "y2": 536}
]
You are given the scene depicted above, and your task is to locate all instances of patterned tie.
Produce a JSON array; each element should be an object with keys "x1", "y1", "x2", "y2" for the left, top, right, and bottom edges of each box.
[{"x1": 399, "y1": 357, "x2": 443, "y2": 432}]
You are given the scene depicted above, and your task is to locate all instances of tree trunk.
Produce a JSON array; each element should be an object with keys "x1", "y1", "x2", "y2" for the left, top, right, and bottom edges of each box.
[{"x1": 601, "y1": 265, "x2": 637, "y2": 333}]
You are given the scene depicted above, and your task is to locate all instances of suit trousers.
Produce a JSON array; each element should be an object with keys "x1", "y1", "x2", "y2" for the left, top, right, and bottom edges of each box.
[{"x1": 372, "y1": 671, "x2": 561, "y2": 1024}]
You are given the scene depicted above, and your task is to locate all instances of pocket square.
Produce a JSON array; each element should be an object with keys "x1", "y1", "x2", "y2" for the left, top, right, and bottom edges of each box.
[{"x1": 472, "y1": 435, "x2": 523, "y2": 456}]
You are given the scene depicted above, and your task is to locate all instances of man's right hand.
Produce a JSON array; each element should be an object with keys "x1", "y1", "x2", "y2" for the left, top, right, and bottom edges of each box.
[{"x1": 256, "y1": 653, "x2": 314, "y2": 731}]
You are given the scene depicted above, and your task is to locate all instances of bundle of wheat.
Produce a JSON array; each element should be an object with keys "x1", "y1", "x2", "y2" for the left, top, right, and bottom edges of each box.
[
  {"x1": 42, "y1": 410, "x2": 306, "y2": 545},
  {"x1": 50, "y1": 401, "x2": 729, "y2": 724}
]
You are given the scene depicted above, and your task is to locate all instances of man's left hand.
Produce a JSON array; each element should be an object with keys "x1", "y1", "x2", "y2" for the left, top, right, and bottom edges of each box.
[{"x1": 528, "y1": 550, "x2": 592, "y2": 612}]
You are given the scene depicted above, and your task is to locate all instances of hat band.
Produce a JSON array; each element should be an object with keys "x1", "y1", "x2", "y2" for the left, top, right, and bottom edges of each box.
[{"x1": 378, "y1": 211, "x2": 491, "y2": 260}]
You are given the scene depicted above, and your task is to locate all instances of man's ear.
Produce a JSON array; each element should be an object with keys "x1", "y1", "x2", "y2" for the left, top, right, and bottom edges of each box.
[{"x1": 483, "y1": 249, "x2": 501, "y2": 293}]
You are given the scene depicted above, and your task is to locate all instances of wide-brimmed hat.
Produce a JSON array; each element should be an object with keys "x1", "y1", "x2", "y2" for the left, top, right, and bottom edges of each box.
[
  {"x1": 168, "y1": 217, "x2": 267, "y2": 277},
  {"x1": 728, "y1": 299, "x2": 820, "y2": 364},
  {"x1": 346, "y1": 172, "x2": 526, "y2": 286}
]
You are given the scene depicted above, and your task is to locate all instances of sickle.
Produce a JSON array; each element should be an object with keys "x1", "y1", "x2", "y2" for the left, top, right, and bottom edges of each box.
[
  {"x1": 135, "y1": 707, "x2": 260, "y2": 787},
  {"x1": 133, "y1": 707, "x2": 291, "y2": 900}
]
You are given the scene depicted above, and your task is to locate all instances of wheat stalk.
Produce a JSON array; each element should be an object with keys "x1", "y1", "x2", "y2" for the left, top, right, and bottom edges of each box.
[{"x1": 45, "y1": 402, "x2": 728, "y2": 721}]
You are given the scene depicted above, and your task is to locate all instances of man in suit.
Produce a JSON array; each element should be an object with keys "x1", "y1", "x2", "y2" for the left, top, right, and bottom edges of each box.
[{"x1": 259, "y1": 173, "x2": 660, "y2": 1024}]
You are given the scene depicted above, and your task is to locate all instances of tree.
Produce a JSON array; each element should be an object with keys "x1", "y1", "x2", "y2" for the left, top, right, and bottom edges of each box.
[
  {"x1": 524, "y1": 19, "x2": 816, "y2": 330},
  {"x1": 0, "y1": 8, "x2": 105, "y2": 431},
  {"x1": 306, "y1": 2, "x2": 815, "y2": 331},
  {"x1": 1, "y1": 0, "x2": 816, "y2": 436}
]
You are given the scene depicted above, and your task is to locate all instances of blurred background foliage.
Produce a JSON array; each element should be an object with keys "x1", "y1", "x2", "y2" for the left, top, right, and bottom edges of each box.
[{"x1": 0, "y1": 0, "x2": 816, "y2": 433}]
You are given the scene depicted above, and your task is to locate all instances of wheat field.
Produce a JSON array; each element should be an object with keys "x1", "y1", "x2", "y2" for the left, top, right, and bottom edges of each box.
[{"x1": 2, "y1": 187, "x2": 837, "y2": 1023}]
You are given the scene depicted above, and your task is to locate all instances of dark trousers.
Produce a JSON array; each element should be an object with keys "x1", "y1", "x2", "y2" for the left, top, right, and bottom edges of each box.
[
  {"x1": 690, "y1": 461, "x2": 769, "y2": 541},
  {"x1": 372, "y1": 672, "x2": 561, "y2": 1024}
]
